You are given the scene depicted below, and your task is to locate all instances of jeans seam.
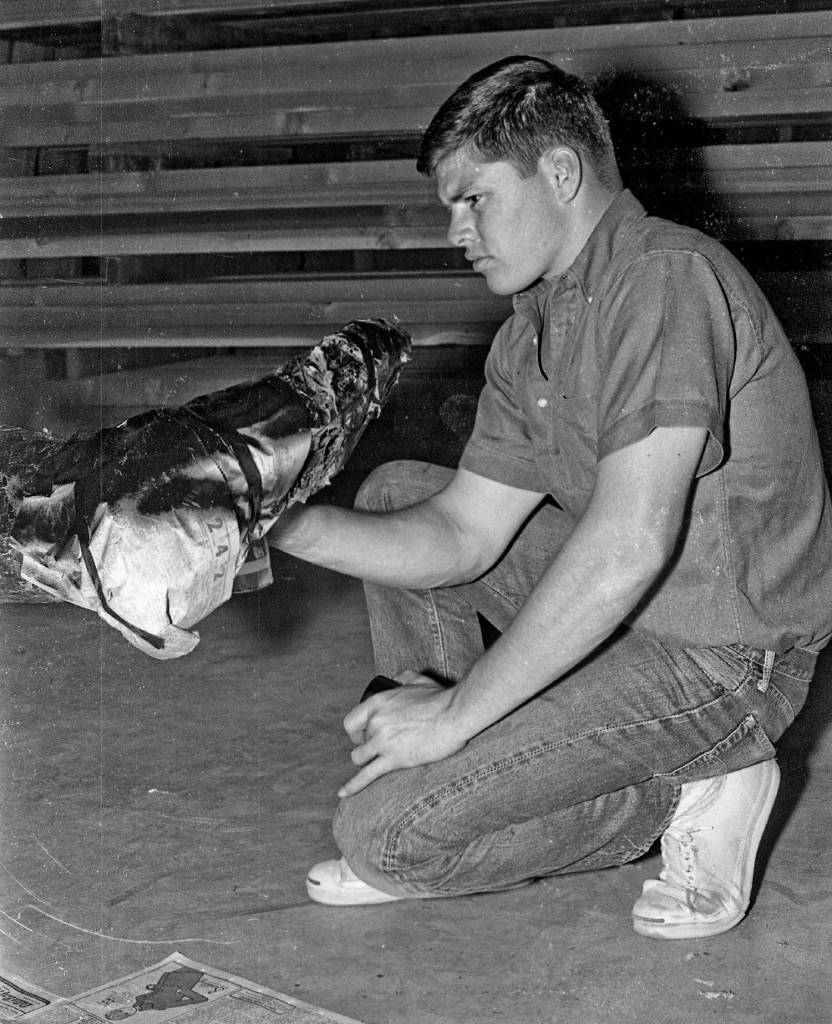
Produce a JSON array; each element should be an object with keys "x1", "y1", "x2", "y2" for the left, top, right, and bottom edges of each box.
[
  {"x1": 424, "y1": 588, "x2": 449, "y2": 680},
  {"x1": 627, "y1": 784, "x2": 680, "y2": 861},
  {"x1": 683, "y1": 650, "x2": 754, "y2": 692},
  {"x1": 478, "y1": 575, "x2": 526, "y2": 613},
  {"x1": 654, "y1": 712, "x2": 774, "y2": 780},
  {"x1": 765, "y1": 680, "x2": 795, "y2": 722},
  {"x1": 714, "y1": 469, "x2": 744, "y2": 639},
  {"x1": 641, "y1": 633, "x2": 755, "y2": 691},
  {"x1": 771, "y1": 667, "x2": 814, "y2": 683},
  {"x1": 381, "y1": 688, "x2": 733, "y2": 874}
]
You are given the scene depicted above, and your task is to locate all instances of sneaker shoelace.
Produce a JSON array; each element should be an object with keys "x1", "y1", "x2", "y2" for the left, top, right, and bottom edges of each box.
[{"x1": 659, "y1": 825, "x2": 721, "y2": 914}]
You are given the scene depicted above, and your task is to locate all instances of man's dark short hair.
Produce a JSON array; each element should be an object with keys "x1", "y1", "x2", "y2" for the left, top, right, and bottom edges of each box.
[{"x1": 417, "y1": 55, "x2": 618, "y2": 187}]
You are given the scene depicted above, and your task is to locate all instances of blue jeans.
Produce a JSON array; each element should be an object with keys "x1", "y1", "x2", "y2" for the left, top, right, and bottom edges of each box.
[{"x1": 334, "y1": 461, "x2": 815, "y2": 898}]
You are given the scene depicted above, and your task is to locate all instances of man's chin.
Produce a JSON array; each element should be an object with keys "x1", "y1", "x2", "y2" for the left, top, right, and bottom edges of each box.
[
  {"x1": 481, "y1": 266, "x2": 541, "y2": 294},
  {"x1": 482, "y1": 273, "x2": 526, "y2": 297},
  {"x1": 475, "y1": 267, "x2": 506, "y2": 294}
]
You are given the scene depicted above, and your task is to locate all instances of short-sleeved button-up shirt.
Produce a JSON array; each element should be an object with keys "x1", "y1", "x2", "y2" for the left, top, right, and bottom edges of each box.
[{"x1": 460, "y1": 190, "x2": 832, "y2": 651}]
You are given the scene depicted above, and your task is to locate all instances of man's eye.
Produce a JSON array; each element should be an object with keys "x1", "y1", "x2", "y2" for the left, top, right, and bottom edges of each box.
[{"x1": 466, "y1": 194, "x2": 482, "y2": 208}]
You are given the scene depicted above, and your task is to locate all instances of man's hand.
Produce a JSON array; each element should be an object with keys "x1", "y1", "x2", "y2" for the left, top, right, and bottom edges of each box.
[{"x1": 338, "y1": 671, "x2": 468, "y2": 798}]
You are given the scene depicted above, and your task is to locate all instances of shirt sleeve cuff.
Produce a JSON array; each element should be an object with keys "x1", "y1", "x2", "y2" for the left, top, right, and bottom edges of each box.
[
  {"x1": 459, "y1": 441, "x2": 546, "y2": 492},
  {"x1": 598, "y1": 400, "x2": 725, "y2": 476}
]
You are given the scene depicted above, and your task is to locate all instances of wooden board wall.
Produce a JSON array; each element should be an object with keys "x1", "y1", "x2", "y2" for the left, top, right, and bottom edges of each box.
[{"x1": 0, "y1": 0, "x2": 830, "y2": 438}]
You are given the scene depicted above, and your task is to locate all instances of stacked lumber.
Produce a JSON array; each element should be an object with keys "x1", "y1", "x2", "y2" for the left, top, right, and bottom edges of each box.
[{"x1": 0, "y1": 3, "x2": 829, "y2": 396}]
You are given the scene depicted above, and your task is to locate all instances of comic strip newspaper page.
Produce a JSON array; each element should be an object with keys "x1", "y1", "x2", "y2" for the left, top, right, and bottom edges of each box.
[
  {"x1": 3, "y1": 953, "x2": 365, "y2": 1024},
  {"x1": 0, "y1": 972, "x2": 56, "y2": 1019}
]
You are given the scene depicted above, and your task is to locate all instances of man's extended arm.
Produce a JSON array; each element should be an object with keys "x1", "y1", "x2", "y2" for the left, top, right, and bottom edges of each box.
[
  {"x1": 340, "y1": 425, "x2": 709, "y2": 796},
  {"x1": 268, "y1": 464, "x2": 545, "y2": 590}
]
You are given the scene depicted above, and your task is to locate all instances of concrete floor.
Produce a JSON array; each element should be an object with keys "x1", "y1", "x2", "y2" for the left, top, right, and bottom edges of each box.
[{"x1": 1, "y1": 545, "x2": 831, "y2": 1024}]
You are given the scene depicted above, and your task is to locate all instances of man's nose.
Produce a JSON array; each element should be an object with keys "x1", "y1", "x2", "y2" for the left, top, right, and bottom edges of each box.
[{"x1": 447, "y1": 206, "x2": 475, "y2": 248}]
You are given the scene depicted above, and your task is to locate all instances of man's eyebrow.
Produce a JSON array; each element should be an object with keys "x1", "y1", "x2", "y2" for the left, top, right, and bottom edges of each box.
[{"x1": 439, "y1": 182, "x2": 475, "y2": 208}]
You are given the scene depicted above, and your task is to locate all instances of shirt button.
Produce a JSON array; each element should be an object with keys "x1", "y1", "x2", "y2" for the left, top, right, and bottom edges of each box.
[{"x1": 537, "y1": 398, "x2": 548, "y2": 409}]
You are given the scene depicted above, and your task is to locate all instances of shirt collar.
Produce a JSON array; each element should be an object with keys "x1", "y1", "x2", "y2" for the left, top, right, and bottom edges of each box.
[{"x1": 512, "y1": 189, "x2": 646, "y2": 334}]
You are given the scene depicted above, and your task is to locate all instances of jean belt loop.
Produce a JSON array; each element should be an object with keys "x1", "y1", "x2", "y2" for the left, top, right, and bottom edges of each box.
[{"x1": 759, "y1": 649, "x2": 776, "y2": 693}]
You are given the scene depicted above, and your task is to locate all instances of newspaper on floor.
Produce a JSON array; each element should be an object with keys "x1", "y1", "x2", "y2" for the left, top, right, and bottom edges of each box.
[
  {"x1": 7, "y1": 952, "x2": 366, "y2": 1023},
  {"x1": 0, "y1": 971, "x2": 57, "y2": 1020}
]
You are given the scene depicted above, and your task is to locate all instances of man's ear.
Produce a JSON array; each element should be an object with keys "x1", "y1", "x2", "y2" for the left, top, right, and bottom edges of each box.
[{"x1": 539, "y1": 146, "x2": 582, "y2": 203}]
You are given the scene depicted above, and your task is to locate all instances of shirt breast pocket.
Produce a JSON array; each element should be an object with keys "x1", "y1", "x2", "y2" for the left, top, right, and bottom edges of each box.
[
  {"x1": 546, "y1": 393, "x2": 598, "y2": 496},
  {"x1": 552, "y1": 393, "x2": 597, "y2": 452}
]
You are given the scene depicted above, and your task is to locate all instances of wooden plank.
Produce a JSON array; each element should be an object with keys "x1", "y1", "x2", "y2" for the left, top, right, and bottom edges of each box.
[
  {"x1": 0, "y1": 295, "x2": 505, "y2": 329},
  {"x1": 3, "y1": 189, "x2": 831, "y2": 258},
  {"x1": 0, "y1": 273, "x2": 509, "y2": 346},
  {"x1": 2, "y1": 13, "x2": 829, "y2": 146},
  {"x1": 0, "y1": 273, "x2": 502, "y2": 304},
  {"x1": 3, "y1": 28, "x2": 827, "y2": 109},
  {"x1": 3, "y1": 81, "x2": 827, "y2": 149},
  {"x1": 0, "y1": 161, "x2": 433, "y2": 216},
  {"x1": 0, "y1": 321, "x2": 499, "y2": 348},
  {"x1": 24, "y1": 16, "x2": 832, "y2": 99},
  {"x1": 1, "y1": 269, "x2": 827, "y2": 346},
  {"x1": 4, "y1": 9, "x2": 829, "y2": 95},
  {"x1": 0, "y1": 1, "x2": 821, "y2": 33},
  {"x1": 6, "y1": 88, "x2": 830, "y2": 150},
  {"x1": 4, "y1": 142, "x2": 830, "y2": 218},
  {"x1": 6, "y1": 30, "x2": 829, "y2": 108},
  {"x1": 0, "y1": 2, "x2": 99, "y2": 29},
  {"x1": 0, "y1": 0, "x2": 670, "y2": 31},
  {"x1": 0, "y1": 211, "x2": 447, "y2": 259},
  {"x1": 10, "y1": 81, "x2": 832, "y2": 153},
  {"x1": 0, "y1": 0, "x2": 670, "y2": 29},
  {"x1": 0, "y1": 274, "x2": 510, "y2": 324}
]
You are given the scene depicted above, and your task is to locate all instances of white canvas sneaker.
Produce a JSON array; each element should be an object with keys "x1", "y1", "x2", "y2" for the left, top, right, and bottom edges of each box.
[
  {"x1": 632, "y1": 759, "x2": 781, "y2": 939},
  {"x1": 306, "y1": 857, "x2": 403, "y2": 906}
]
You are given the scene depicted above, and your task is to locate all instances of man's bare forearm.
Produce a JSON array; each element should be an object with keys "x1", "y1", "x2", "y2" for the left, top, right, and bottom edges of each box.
[
  {"x1": 268, "y1": 500, "x2": 480, "y2": 589},
  {"x1": 269, "y1": 467, "x2": 545, "y2": 591}
]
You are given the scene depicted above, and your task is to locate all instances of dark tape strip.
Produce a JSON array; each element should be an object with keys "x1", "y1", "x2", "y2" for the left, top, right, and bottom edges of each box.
[
  {"x1": 178, "y1": 408, "x2": 264, "y2": 534},
  {"x1": 73, "y1": 478, "x2": 166, "y2": 651}
]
